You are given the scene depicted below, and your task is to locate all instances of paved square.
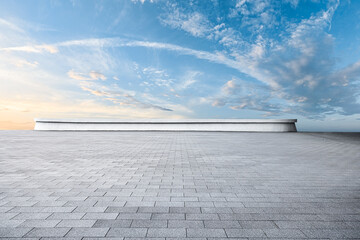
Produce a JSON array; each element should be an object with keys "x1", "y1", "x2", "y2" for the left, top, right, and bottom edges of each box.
[{"x1": 0, "y1": 131, "x2": 359, "y2": 239}]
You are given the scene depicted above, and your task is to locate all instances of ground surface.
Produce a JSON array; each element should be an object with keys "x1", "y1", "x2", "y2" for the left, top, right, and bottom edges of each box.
[{"x1": 0, "y1": 131, "x2": 359, "y2": 239}]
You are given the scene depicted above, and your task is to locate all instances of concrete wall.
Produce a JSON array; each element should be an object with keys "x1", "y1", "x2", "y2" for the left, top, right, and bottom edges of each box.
[{"x1": 34, "y1": 119, "x2": 297, "y2": 132}]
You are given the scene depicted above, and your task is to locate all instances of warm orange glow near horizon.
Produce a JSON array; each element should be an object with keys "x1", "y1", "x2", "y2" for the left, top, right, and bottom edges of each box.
[
  {"x1": 0, "y1": 98, "x2": 187, "y2": 130},
  {"x1": 0, "y1": 121, "x2": 34, "y2": 130}
]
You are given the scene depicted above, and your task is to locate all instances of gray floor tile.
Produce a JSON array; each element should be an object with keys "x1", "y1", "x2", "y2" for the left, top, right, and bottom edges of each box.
[
  {"x1": 25, "y1": 227, "x2": 70, "y2": 237},
  {"x1": 0, "y1": 228, "x2": 32, "y2": 237},
  {"x1": 146, "y1": 228, "x2": 186, "y2": 238},
  {"x1": 0, "y1": 131, "x2": 359, "y2": 239},
  {"x1": 93, "y1": 219, "x2": 132, "y2": 228},
  {"x1": 66, "y1": 227, "x2": 109, "y2": 237},
  {"x1": 186, "y1": 229, "x2": 227, "y2": 237},
  {"x1": 168, "y1": 220, "x2": 204, "y2": 228},
  {"x1": 56, "y1": 220, "x2": 96, "y2": 227},
  {"x1": 106, "y1": 228, "x2": 147, "y2": 237}
]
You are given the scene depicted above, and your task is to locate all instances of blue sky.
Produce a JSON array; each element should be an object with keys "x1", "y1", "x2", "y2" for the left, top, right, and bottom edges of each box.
[{"x1": 0, "y1": 0, "x2": 359, "y2": 131}]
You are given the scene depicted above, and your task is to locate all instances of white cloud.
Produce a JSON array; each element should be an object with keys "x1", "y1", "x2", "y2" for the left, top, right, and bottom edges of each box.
[
  {"x1": 68, "y1": 70, "x2": 106, "y2": 81},
  {"x1": 179, "y1": 71, "x2": 201, "y2": 90},
  {"x1": 283, "y1": 0, "x2": 299, "y2": 8},
  {"x1": 0, "y1": 37, "x2": 116, "y2": 54},
  {"x1": 1, "y1": 44, "x2": 58, "y2": 54},
  {"x1": 68, "y1": 70, "x2": 91, "y2": 80},
  {"x1": 160, "y1": 5, "x2": 243, "y2": 48},
  {"x1": 180, "y1": 12, "x2": 211, "y2": 37},
  {"x1": 131, "y1": 0, "x2": 155, "y2": 4},
  {"x1": 121, "y1": 40, "x2": 280, "y2": 88},
  {"x1": 208, "y1": 23, "x2": 243, "y2": 47},
  {"x1": 80, "y1": 81, "x2": 173, "y2": 111},
  {"x1": 160, "y1": 5, "x2": 211, "y2": 37},
  {"x1": 229, "y1": 0, "x2": 278, "y2": 29},
  {"x1": 231, "y1": 0, "x2": 271, "y2": 16},
  {"x1": 1, "y1": 45, "x2": 41, "y2": 53},
  {"x1": 0, "y1": 18, "x2": 24, "y2": 33},
  {"x1": 89, "y1": 71, "x2": 106, "y2": 80},
  {"x1": 14, "y1": 59, "x2": 39, "y2": 68},
  {"x1": 141, "y1": 67, "x2": 174, "y2": 88},
  {"x1": 182, "y1": 78, "x2": 196, "y2": 89},
  {"x1": 38, "y1": 44, "x2": 58, "y2": 54},
  {"x1": 210, "y1": 77, "x2": 284, "y2": 114}
]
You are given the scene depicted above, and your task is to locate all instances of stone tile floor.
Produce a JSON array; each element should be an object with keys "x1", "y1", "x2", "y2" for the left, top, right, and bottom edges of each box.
[{"x1": 0, "y1": 131, "x2": 359, "y2": 239}]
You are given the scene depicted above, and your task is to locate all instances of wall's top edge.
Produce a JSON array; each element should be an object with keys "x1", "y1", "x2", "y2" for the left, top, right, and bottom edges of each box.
[{"x1": 34, "y1": 118, "x2": 297, "y2": 124}]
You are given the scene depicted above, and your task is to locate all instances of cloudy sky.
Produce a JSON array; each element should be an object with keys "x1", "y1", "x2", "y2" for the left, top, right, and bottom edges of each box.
[{"x1": 0, "y1": 0, "x2": 359, "y2": 131}]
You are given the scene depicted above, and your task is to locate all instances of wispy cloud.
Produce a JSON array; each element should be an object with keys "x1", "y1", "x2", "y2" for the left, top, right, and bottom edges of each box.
[
  {"x1": 210, "y1": 77, "x2": 282, "y2": 114},
  {"x1": 131, "y1": 0, "x2": 155, "y2": 4},
  {"x1": 208, "y1": 23, "x2": 243, "y2": 47},
  {"x1": 283, "y1": 0, "x2": 299, "y2": 8},
  {"x1": 176, "y1": 71, "x2": 201, "y2": 90},
  {"x1": 80, "y1": 81, "x2": 173, "y2": 111},
  {"x1": 68, "y1": 70, "x2": 107, "y2": 81},
  {"x1": 89, "y1": 71, "x2": 107, "y2": 81},
  {"x1": 1, "y1": 44, "x2": 58, "y2": 54},
  {"x1": 228, "y1": 0, "x2": 279, "y2": 33},
  {"x1": 14, "y1": 59, "x2": 39, "y2": 68},
  {"x1": 159, "y1": 4, "x2": 243, "y2": 48},
  {"x1": 0, "y1": 18, "x2": 24, "y2": 33},
  {"x1": 160, "y1": 5, "x2": 211, "y2": 37},
  {"x1": 141, "y1": 67, "x2": 174, "y2": 88},
  {"x1": 120, "y1": 40, "x2": 280, "y2": 88},
  {"x1": 0, "y1": 37, "x2": 115, "y2": 53}
]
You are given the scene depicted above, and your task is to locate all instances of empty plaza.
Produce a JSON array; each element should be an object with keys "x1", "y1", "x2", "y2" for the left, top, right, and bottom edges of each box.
[{"x1": 0, "y1": 131, "x2": 359, "y2": 239}]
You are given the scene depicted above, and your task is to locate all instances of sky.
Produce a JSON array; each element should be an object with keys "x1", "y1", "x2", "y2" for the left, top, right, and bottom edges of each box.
[{"x1": 0, "y1": 0, "x2": 359, "y2": 131}]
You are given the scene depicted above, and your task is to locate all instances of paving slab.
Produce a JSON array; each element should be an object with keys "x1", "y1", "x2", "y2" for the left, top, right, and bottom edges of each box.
[{"x1": 0, "y1": 131, "x2": 359, "y2": 239}]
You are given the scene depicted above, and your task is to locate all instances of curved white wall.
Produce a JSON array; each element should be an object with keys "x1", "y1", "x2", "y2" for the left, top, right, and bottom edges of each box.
[{"x1": 34, "y1": 119, "x2": 297, "y2": 132}]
